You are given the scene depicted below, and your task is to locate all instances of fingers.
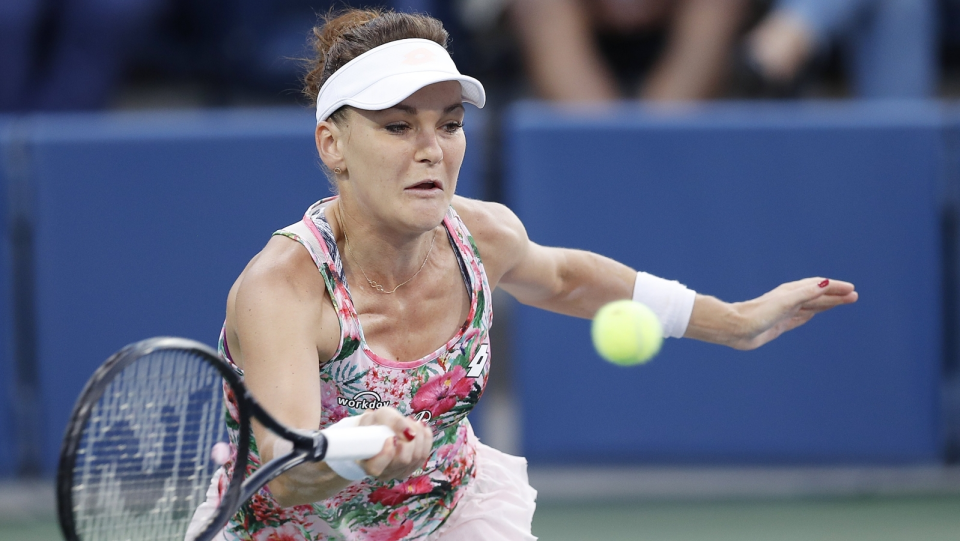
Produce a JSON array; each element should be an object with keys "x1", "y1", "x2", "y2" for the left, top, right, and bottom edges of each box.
[
  {"x1": 798, "y1": 277, "x2": 858, "y2": 313},
  {"x1": 394, "y1": 419, "x2": 432, "y2": 479},
  {"x1": 774, "y1": 277, "x2": 857, "y2": 310},
  {"x1": 355, "y1": 407, "x2": 433, "y2": 480},
  {"x1": 736, "y1": 277, "x2": 857, "y2": 349},
  {"x1": 816, "y1": 278, "x2": 856, "y2": 297},
  {"x1": 800, "y1": 291, "x2": 859, "y2": 313},
  {"x1": 360, "y1": 436, "x2": 397, "y2": 478}
]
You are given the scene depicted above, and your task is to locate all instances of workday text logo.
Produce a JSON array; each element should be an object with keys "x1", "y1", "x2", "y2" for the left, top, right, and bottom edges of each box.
[{"x1": 337, "y1": 391, "x2": 391, "y2": 410}]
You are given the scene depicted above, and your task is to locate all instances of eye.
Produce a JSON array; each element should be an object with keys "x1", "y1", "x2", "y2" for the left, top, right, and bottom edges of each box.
[
  {"x1": 443, "y1": 121, "x2": 464, "y2": 134},
  {"x1": 385, "y1": 123, "x2": 411, "y2": 134}
]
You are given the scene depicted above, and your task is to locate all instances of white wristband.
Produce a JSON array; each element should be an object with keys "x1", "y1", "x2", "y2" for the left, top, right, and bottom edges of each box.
[
  {"x1": 323, "y1": 416, "x2": 368, "y2": 481},
  {"x1": 632, "y1": 272, "x2": 697, "y2": 339}
]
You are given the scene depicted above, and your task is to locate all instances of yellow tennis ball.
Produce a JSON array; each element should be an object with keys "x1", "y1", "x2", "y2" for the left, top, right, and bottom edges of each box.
[{"x1": 591, "y1": 300, "x2": 663, "y2": 366}]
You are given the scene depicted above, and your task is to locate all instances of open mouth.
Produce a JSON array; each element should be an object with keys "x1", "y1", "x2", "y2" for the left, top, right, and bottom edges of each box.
[{"x1": 407, "y1": 180, "x2": 442, "y2": 191}]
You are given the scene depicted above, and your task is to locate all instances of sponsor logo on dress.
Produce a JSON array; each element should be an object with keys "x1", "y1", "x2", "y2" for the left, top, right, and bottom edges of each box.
[
  {"x1": 466, "y1": 344, "x2": 488, "y2": 378},
  {"x1": 337, "y1": 390, "x2": 391, "y2": 410}
]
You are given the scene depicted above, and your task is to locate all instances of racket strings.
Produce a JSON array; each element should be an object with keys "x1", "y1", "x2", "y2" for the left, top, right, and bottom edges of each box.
[{"x1": 70, "y1": 349, "x2": 229, "y2": 540}]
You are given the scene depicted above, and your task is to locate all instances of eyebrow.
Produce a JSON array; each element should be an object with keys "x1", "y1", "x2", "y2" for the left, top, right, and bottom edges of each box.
[{"x1": 389, "y1": 103, "x2": 464, "y2": 115}]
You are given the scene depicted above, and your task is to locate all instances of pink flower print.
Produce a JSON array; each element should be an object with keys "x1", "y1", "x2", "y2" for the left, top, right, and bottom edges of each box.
[
  {"x1": 410, "y1": 366, "x2": 473, "y2": 418},
  {"x1": 223, "y1": 382, "x2": 241, "y2": 422},
  {"x1": 336, "y1": 299, "x2": 354, "y2": 321},
  {"x1": 255, "y1": 523, "x2": 301, "y2": 541},
  {"x1": 368, "y1": 475, "x2": 433, "y2": 506},
  {"x1": 320, "y1": 383, "x2": 348, "y2": 419},
  {"x1": 388, "y1": 506, "x2": 410, "y2": 525},
  {"x1": 360, "y1": 520, "x2": 414, "y2": 541},
  {"x1": 435, "y1": 443, "x2": 458, "y2": 463},
  {"x1": 248, "y1": 494, "x2": 289, "y2": 526}
]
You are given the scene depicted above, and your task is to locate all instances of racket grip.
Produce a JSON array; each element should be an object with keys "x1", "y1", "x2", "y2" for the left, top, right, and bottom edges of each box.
[{"x1": 322, "y1": 425, "x2": 394, "y2": 461}]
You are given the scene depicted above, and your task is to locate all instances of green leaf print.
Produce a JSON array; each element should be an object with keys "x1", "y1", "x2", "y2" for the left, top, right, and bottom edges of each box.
[
  {"x1": 468, "y1": 236, "x2": 483, "y2": 260},
  {"x1": 471, "y1": 292, "x2": 485, "y2": 328},
  {"x1": 435, "y1": 426, "x2": 460, "y2": 447},
  {"x1": 224, "y1": 408, "x2": 239, "y2": 431},
  {"x1": 333, "y1": 500, "x2": 392, "y2": 529},
  {"x1": 336, "y1": 336, "x2": 360, "y2": 362}
]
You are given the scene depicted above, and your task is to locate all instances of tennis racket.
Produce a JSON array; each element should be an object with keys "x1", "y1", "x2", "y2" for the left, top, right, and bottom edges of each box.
[{"x1": 57, "y1": 336, "x2": 393, "y2": 541}]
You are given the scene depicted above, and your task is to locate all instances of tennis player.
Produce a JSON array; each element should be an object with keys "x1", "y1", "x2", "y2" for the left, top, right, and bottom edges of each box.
[{"x1": 187, "y1": 8, "x2": 858, "y2": 541}]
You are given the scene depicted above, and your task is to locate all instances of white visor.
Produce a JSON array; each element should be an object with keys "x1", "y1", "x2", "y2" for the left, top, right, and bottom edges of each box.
[{"x1": 315, "y1": 38, "x2": 485, "y2": 123}]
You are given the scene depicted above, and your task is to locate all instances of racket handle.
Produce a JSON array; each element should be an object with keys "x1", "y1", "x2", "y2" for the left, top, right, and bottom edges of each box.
[{"x1": 322, "y1": 425, "x2": 394, "y2": 461}]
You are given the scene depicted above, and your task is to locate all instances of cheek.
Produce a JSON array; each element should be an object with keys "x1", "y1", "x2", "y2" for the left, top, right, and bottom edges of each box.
[
  {"x1": 442, "y1": 137, "x2": 466, "y2": 167},
  {"x1": 353, "y1": 140, "x2": 406, "y2": 179}
]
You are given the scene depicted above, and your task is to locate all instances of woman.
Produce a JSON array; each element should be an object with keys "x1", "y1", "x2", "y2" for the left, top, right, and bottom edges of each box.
[{"x1": 193, "y1": 8, "x2": 858, "y2": 540}]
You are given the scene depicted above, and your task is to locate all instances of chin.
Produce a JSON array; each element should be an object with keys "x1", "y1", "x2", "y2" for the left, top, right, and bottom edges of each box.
[{"x1": 401, "y1": 192, "x2": 450, "y2": 226}]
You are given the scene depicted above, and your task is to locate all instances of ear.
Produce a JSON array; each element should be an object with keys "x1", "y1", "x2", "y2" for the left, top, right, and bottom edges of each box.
[{"x1": 316, "y1": 120, "x2": 345, "y2": 172}]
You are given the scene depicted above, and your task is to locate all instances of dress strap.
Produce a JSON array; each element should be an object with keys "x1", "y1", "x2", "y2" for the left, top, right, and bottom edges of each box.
[
  {"x1": 273, "y1": 209, "x2": 351, "y2": 362},
  {"x1": 282, "y1": 220, "x2": 324, "y2": 260}
]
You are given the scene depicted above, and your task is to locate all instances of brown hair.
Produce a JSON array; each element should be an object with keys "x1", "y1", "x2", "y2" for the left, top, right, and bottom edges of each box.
[{"x1": 303, "y1": 8, "x2": 449, "y2": 125}]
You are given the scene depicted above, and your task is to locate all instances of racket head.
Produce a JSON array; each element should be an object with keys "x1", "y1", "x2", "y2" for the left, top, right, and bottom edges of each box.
[{"x1": 56, "y1": 337, "x2": 251, "y2": 541}]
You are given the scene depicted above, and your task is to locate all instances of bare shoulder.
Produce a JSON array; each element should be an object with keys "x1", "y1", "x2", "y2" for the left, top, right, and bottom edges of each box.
[
  {"x1": 451, "y1": 196, "x2": 529, "y2": 286},
  {"x1": 225, "y1": 235, "x2": 337, "y2": 366},
  {"x1": 234, "y1": 236, "x2": 326, "y2": 307}
]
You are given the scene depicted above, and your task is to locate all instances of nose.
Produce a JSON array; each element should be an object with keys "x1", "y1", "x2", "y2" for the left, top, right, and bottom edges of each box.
[{"x1": 413, "y1": 129, "x2": 443, "y2": 165}]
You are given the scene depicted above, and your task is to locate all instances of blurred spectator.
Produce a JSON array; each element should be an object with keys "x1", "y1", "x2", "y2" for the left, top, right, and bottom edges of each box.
[
  {"x1": 0, "y1": 0, "x2": 167, "y2": 112},
  {"x1": 0, "y1": 0, "x2": 447, "y2": 113},
  {"x1": 0, "y1": 0, "x2": 42, "y2": 111},
  {"x1": 943, "y1": 0, "x2": 960, "y2": 96},
  {"x1": 744, "y1": 0, "x2": 938, "y2": 98},
  {"x1": 216, "y1": 0, "x2": 453, "y2": 100},
  {"x1": 510, "y1": 0, "x2": 752, "y2": 102}
]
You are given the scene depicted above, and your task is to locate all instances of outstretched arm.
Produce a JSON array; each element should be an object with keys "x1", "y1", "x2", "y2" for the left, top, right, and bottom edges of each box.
[{"x1": 457, "y1": 198, "x2": 858, "y2": 348}]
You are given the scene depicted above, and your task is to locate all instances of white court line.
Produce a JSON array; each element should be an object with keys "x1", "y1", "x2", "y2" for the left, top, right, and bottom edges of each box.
[
  {"x1": 0, "y1": 480, "x2": 55, "y2": 521},
  {"x1": 529, "y1": 466, "x2": 960, "y2": 502}
]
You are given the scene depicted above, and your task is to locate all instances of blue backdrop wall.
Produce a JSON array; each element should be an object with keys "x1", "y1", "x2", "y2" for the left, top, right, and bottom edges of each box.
[
  {"x1": 0, "y1": 118, "x2": 12, "y2": 476},
  {"x1": 506, "y1": 102, "x2": 947, "y2": 465},
  {"x1": 0, "y1": 102, "x2": 955, "y2": 475}
]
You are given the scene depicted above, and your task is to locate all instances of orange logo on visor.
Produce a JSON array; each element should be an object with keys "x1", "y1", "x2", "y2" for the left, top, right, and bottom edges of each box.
[{"x1": 403, "y1": 48, "x2": 437, "y2": 65}]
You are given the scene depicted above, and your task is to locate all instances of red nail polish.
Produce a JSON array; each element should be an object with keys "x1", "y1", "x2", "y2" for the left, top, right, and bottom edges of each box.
[
  {"x1": 818, "y1": 279, "x2": 829, "y2": 288},
  {"x1": 403, "y1": 428, "x2": 416, "y2": 441}
]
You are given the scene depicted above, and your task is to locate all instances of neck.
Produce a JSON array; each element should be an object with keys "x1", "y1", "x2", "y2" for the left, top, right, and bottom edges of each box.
[{"x1": 334, "y1": 199, "x2": 440, "y2": 292}]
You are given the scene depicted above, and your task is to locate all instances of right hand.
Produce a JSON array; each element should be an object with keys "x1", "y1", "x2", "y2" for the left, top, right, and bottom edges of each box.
[{"x1": 356, "y1": 407, "x2": 433, "y2": 481}]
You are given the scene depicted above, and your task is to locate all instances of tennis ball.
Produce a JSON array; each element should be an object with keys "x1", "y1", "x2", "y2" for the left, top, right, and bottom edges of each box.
[{"x1": 591, "y1": 300, "x2": 663, "y2": 366}]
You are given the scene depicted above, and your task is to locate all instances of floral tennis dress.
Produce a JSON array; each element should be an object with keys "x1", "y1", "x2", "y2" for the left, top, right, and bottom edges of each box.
[{"x1": 218, "y1": 196, "x2": 492, "y2": 540}]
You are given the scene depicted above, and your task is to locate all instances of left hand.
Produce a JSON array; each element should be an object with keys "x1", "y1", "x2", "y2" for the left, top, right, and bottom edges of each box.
[{"x1": 727, "y1": 277, "x2": 858, "y2": 350}]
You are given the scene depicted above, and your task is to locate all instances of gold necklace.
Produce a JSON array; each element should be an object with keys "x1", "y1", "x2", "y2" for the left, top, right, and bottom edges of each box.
[{"x1": 338, "y1": 204, "x2": 436, "y2": 294}]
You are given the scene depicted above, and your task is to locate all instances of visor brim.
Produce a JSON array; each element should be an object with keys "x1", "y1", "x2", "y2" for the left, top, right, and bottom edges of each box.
[{"x1": 317, "y1": 71, "x2": 485, "y2": 121}]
